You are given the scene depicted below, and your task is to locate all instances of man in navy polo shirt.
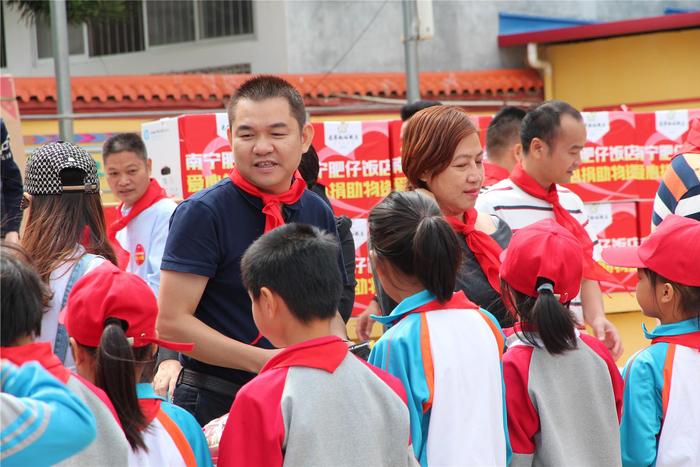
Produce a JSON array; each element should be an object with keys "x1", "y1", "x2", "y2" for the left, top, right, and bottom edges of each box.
[{"x1": 155, "y1": 76, "x2": 345, "y2": 425}]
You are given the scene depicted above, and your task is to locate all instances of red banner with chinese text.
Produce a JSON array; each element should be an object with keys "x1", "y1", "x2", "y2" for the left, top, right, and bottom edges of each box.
[{"x1": 313, "y1": 121, "x2": 393, "y2": 315}]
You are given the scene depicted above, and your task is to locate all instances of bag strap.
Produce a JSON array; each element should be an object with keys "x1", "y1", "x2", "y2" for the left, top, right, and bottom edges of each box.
[{"x1": 54, "y1": 253, "x2": 99, "y2": 363}]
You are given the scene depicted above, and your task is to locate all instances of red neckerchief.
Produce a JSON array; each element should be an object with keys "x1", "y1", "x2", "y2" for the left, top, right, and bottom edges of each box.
[
  {"x1": 108, "y1": 178, "x2": 166, "y2": 270},
  {"x1": 679, "y1": 120, "x2": 700, "y2": 155},
  {"x1": 261, "y1": 336, "x2": 348, "y2": 374},
  {"x1": 229, "y1": 167, "x2": 306, "y2": 233},
  {"x1": 509, "y1": 163, "x2": 615, "y2": 282},
  {"x1": 446, "y1": 209, "x2": 502, "y2": 293},
  {"x1": 482, "y1": 161, "x2": 510, "y2": 188},
  {"x1": 138, "y1": 399, "x2": 163, "y2": 426},
  {"x1": 1, "y1": 342, "x2": 71, "y2": 383},
  {"x1": 652, "y1": 331, "x2": 700, "y2": 350}
]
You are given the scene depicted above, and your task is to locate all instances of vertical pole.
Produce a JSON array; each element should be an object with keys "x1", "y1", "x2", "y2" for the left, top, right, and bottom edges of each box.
[
  {"x1": 402, "y1": 0, "x2": 420, "y2": 104},
  {"x1": 50, "y1": 0, "x2": 74, "y2": 142}
]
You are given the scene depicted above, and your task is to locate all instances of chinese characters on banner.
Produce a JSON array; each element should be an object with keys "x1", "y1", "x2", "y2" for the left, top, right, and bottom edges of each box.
[
  {"x1": 178, "y1": 114, "x2": 233, "y2": 198},
  {"x1": 314, "y1": 121, "x2": 393, "y2": 315},
  {"x1": 567, "y1": 109, "x2": 700, "y2": 291}
]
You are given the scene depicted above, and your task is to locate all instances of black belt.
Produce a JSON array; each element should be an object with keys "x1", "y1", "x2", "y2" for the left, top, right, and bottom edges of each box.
[{"x1": 177, "y1": 368, "x2": 242, "y2": 398}]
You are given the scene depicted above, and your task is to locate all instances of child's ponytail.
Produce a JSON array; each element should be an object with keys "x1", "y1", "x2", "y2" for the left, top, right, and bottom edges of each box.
[
  {"x1": 504, "y1": 279, "x2": 577, "y2": 355},
  {"x1": 369, "y1": 191, "x2": 461, "y2": 303},
  {"x1": 412, "y1": 215, "x2": 461, "y2": 302},
  {"x1": 530, "y1": 280, "x2": 577, "y2": 354},
  {"x1": 95, "y1": 318, "x2": 147, "y2": 451}
]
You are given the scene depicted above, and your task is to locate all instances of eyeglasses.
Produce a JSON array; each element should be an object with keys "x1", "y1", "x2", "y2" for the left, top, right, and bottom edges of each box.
[{"x1": 20, "y1": 192, "x2": 32, "y2": 210}]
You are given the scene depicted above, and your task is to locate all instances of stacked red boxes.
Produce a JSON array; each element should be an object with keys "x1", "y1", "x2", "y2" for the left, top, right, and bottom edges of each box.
[
  {"x1": 141, "y1": 113, "x2": 232, "y2": 200},
  {"x1": 313, "y1": 121, "x2": 393, "y2": 315}
]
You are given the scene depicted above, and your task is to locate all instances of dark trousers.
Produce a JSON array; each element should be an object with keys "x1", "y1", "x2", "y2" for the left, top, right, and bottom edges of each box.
[{"x1": 173, "y1": 379, "x2": 238, "y2": 426}]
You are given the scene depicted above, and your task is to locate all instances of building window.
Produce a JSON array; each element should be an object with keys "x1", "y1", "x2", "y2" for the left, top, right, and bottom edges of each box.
[
  {"x1": 146, "y1": 0, "x2": 195, "y2": 46},
  {"x1": 35, "y1": 17, "x2": 86, "y2": 59},
  {"x1": 88, "y1": 1, "x2": 145, "y2": 57},
  {"x1": 199, "y1": 0, "x2": 254, "y2": 39},
  {"x1": 33, "y1": 0, "x2": 253, "y2": 60}
]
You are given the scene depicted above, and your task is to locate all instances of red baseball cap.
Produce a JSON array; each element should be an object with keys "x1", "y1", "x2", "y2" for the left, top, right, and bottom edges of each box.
[
  {"x1": 602, "y1": 215, "x2": 700, "y2": 287},
  {"x1": 62, "y1": 262, "x2": 194, "y2": 351},
  {"x1": 500, "y1": 219, "x2": 584, "y2": 303}
]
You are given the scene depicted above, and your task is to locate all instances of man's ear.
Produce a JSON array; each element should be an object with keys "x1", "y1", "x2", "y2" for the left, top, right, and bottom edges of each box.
[
  {"x1": 227, "y1": 126, "x2": 233, "y2": 145},
  {"x1": 529, "y1": 138, "x2": 546, "y2": 160},
  {"x1": 301, "y1": 123, "x2": 315, "y2": 152},
  {"x1": 146, "y1": 158, "x2": 153, "y2": 177},
  {"x1": 512, "y1": 143, "x2": 523, "y2": 163}
]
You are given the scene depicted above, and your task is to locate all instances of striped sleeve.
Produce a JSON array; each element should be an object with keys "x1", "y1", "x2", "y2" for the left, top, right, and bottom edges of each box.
[
  {"x1": 652, "y1": 153, "x2": 700, "y2": 227},
  {"x1": 1, "y1": 360, "x2": 96, "y2": 467}
]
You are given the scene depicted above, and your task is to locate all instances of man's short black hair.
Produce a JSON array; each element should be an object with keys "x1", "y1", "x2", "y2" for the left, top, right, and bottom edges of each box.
[
  {"x1": 241, "y1": 223, "x2": 342, "y2": 322},
  {"x1": 521, "y1": 100, "x2": 582, "y2": 155},
  {"x1": 486, "y1": 106, "x2": 527, "y2": 158},
  {"x1": 228, "y1": 75, "x2": 307, "y2": 131},
  {"x1": 103, "y1": 133, "x2": 148, "y2": 163},
  {"x1": 400, "y1": 100, "x2": 442, "y2": 122},
  {"x1": 298, "y1": 145, "x2": 320, "y2": 187},
  {"x1": 1, "y1": 243, "x2": 51, "y2": 346}
]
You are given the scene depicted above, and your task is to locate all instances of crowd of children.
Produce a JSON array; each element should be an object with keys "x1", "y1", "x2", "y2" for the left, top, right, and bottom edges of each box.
[{"x1": 2, "y1": 74, "x2": 699, "y2": 467}]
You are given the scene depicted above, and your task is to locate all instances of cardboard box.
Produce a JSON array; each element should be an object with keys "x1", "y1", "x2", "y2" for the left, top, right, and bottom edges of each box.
[
  {"x1": 141, "y1": 113, "x2": 231, "y2": 200},
  {"x1": 314, "y1": 121, "x2": 393, "y2": 315},
  {"x1": 586, "y1": 202, "x2": 640, "y2": 293}
]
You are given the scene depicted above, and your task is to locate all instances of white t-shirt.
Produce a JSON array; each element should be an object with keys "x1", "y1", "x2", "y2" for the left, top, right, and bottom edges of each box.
[
  {"x1": 36, "y1": 246, "x2": 105, "y2": 369},
  {"x1": 115, "y1": 198, "x2": 176, "y2": 297},
  {"x1": 476, "y1": 178, "x2": 598, "y2": 323}
]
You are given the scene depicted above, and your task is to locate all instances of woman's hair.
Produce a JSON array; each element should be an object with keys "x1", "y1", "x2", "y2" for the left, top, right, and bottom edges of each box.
[
  {"x1": 0, "y1": 243, "x2": 52, "y2": 346},
  {"x1": 641, "y1": 268, "x2": 700, "y2": 321},
  {"x1": 80, "y1": 318, "x2": 153, "y2": 452},
  {"x1": 22, "y1": 168, "x2": 116, "y2": 282},
  {"x1": 401, "y1": 106, "x2": 478, "y2": 190},
  {"x1": 369, "y1": 191, "x2": 461, "y2": 302},
  {"x1": 502, "y1": 279, "x2": 577, "y2": 355}
]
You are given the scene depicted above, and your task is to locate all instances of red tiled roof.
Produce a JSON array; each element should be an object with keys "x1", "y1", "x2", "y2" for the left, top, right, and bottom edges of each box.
[
  {"x1": 15, "y1": 69, "x2": 542, "y2": 114},
  {"x1": 499, "y1": 11, "x2": 700, "y2": 47}
]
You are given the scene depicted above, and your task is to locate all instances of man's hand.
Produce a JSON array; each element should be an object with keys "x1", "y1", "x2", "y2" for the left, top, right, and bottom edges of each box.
[
  {"x1": 590, "y1": 316, "x2": 623, "y2": 361},
  {"x1": 153, "y1": 359, "x2": 182, "y2": 399},
  {"x1": 580, "y1": 278, "x2": 623, "y2": 360},
  {"x1": 356, "y1": 299, "x2": 381, "y2": 341},
  {"x1": 3, "y1": 231, "x2": 19, "y2": 244}
]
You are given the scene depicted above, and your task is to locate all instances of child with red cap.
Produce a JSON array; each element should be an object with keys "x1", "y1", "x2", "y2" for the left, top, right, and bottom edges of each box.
[
  {"x1": 602, "y1": 215, "x2": 700, "y2": 467},
  {"x1": 62, "y1": 262, "x2": 212, "y2": 466},
  {"x1": 1, "y1": 244, "x2": 126, "y2": 466},
  {"x1": 500, "y1": 219, "x2": 623, "y2": 467}
]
